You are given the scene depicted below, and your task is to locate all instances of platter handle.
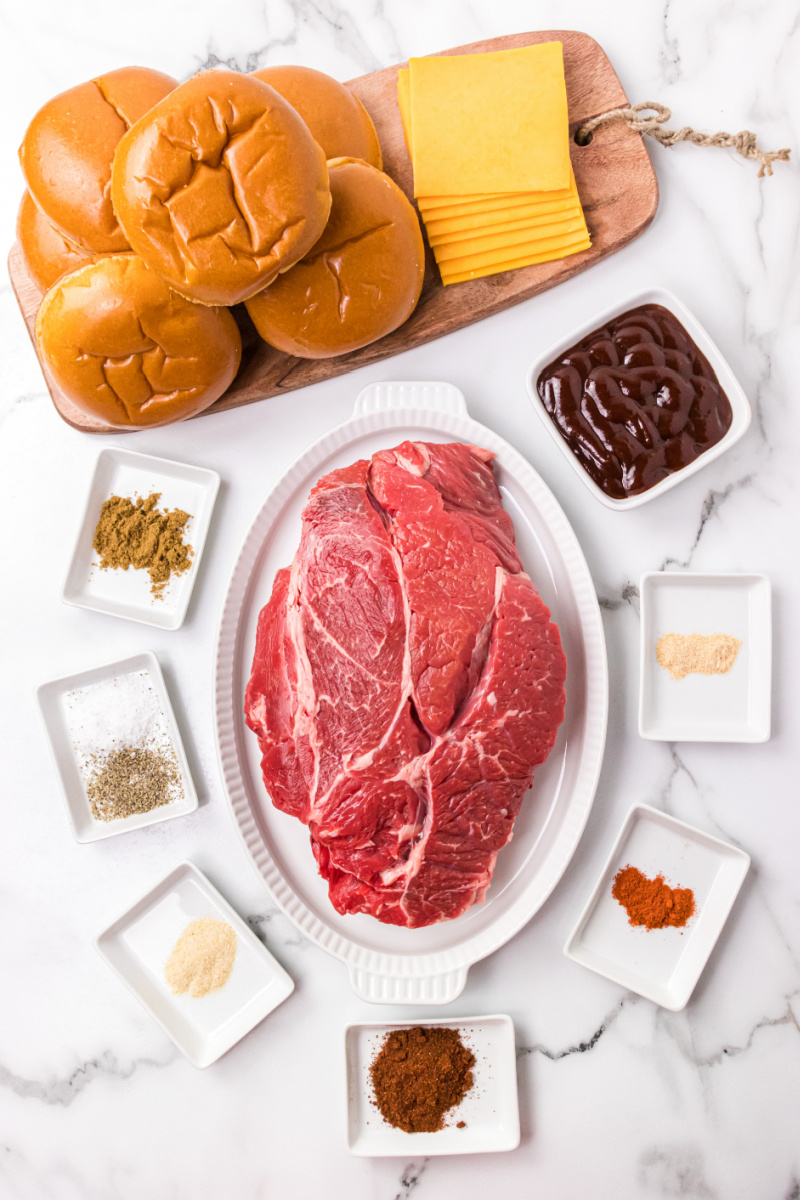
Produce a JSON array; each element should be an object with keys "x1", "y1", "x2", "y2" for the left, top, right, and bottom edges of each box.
[
  {"x1": 347, "y1": 965, "x2": 469, "y2": 1005},
  {"x1": 352, "y1": 380, "x2": 468, "y2": 420}
]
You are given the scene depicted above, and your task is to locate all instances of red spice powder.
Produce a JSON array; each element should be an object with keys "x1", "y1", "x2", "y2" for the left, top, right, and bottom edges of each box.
[
  {"x1": 612, "y1": 865, "x2": 696, "y2": 930},
  {"x1": 369, "y1": 1027, "x2": 475, "y2": 1133}
]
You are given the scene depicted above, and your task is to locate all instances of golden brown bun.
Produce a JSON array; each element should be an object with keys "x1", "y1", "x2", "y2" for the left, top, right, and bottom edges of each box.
[
  {"x1": 111, "y1": 71, "x2": 332, "y2": 306},
  {"x1": 19, "y1": 67, "x2": 177, "y2": 254},
  {"x1": 16, "y1": 190, "x2": 99, "y2": 292},
  {"x1": 245, "y1": 158, "x2": 424, "y2": 359},
  {"x1": 35, "y1": 255, "x2": 241, "y2": 429},
  {"x1": 251, "y1": 65, "x2": 382, "y2": 169}
]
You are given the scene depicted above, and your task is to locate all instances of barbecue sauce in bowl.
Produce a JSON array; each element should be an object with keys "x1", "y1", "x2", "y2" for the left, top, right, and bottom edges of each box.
[{"x1": 536, "y1": 304, "x2": 733, "y2": 499}]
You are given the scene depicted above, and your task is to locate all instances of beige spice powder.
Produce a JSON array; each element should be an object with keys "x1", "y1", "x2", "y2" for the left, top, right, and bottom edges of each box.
[
  {"x1": 656, "y1": 632, "x2": 742, "y2": 680},
  {"x1": 92, "y1": 492, "x2": 194, "y2": 598},
  {"x1": 164, "y1": 917, "x2": 237, "y2": 998}
]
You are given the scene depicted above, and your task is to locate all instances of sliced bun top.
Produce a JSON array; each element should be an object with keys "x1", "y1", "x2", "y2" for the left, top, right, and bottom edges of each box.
[
  {"x1": 245, "y1": 157, "x2": 424, "y2": 359},
  {"x1": 111, "y1": 70, "x2": 332, "y2": 306},
  {"x1": 16, "y1": 190, "x2": 96, "y2": 292},
  {"x1": 19, "y1": 67, "x2": 177, "y2": 253},
  {"x1": 251, "y1": 65, "x2": 382, "y2": 168},
  {"x1": 35, "y1": 255, "x2": 241, "y2": 429}
]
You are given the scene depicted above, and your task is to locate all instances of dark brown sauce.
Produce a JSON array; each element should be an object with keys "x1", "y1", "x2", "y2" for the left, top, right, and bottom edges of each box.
[{"x1": 537, "y1": 303, "x2": 734, "y2": 499}]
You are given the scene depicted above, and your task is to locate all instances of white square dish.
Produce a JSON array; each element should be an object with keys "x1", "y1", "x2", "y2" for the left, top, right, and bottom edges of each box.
[
  {"x1": 96, "y1": 861, "x2": 294, "y2": 1069},
  {"x1": 37, "y1": 651, "x2": 198, "y2": 843},
  {"x1": 63, "y1": 448, "x2": 220, "y2": 629},
  {"x1": 639, "y1": 572, "x2": 771, "y2": 742},
  {"x1": 345, "y1": 1013, "x2": 519, "y2": 1156},
  {"x1": 564, "y1": 804, "x2": 750, "y2": 1010},
  {"x1": 525, "y1": 287, "x2": 752, "y2": 511}
]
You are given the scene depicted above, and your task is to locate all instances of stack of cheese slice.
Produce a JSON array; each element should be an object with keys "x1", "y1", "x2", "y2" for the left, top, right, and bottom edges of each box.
[{"x1": 397, "y1": 42, "x2": 591, "y2": 285}]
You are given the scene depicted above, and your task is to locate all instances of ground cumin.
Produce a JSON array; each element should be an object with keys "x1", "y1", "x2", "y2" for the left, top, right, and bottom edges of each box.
[
  {"x1": 370, "y1": 1027, "x2": 475, "y2": 1133},
  {"x1": 612, "y1": 865, "x2": 696, "y2": 930},
  {"x1": 92, "y1": 493, "x2": 194, "y2": 597}
]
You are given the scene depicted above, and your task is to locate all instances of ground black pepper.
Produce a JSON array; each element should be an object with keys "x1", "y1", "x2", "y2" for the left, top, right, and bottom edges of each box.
[{"x1": 85, "y1": 743, "x2": 182, "y2": 821}]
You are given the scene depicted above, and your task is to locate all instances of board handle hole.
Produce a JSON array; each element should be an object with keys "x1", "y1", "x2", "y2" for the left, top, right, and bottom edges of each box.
[{"x1": 573, "y1": 128, "x2": 593, "y2": 147}]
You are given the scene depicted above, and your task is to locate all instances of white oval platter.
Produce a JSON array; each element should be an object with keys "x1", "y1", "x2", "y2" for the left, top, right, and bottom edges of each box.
[{"x1": 214, "y1": 381, "x2": 608, "y2": 1005}]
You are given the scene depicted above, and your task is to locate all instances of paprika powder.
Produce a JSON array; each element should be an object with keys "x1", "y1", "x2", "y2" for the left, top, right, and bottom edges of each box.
[
  {"x1": 612, "y1": 864, "x2": 696, "y2": 930},
  {"x1": 369, "y1": 1026, "x2": 475, "y2": 1133}
]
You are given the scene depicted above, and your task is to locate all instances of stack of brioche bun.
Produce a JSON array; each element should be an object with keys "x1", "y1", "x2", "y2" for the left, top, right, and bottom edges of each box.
[
  {"x1": 246, "y1": 157, "x2": 424, "y2": 358},
  {"x1": 111, "y1": 71, "x2": 332, "y2": 306},
  {"x1": 251, "y1": 66, "x2": 384, "y2": 168},
  {"x1": 35, "y1": 256, "x2": 242, "y2": 428},
  {"x1": 20, "y1": 67, "x2": 178, "y2": 253},
  {"x1": 18, "y1": 62, "x2": 425, "y2": 430},
  {"x1": 16, "y1": 191, "x2": 95, "y2": 293}
]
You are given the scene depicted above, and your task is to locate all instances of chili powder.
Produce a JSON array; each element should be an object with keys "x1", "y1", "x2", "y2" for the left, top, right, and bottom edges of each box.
[
  {"x1": 612, "y1": 864, "x2": 696, "y2": 930},
  {"x1": 369, "y1": 1026, "x2": 475, "y2": 1133}
]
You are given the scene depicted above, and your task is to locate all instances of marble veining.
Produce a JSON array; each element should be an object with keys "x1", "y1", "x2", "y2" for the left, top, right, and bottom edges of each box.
[
  {"x1": 247, "y1": 907, "x2": 312, "y2": 950},
  {"x1": 0, "y1": 1047, "x2": 179, "y2": 1108},
  {"x1": 2, "y1": 0, "x2": 799, "y2": 1196},
  {"x1": 517, "y1": 997, "x2": 629, "y2": 1060},
  {"x1": 659, "y1": 1, "x2": 683, "y2": 87},
  {"x1": 658, "y1": 475, "x2": 757, "y2": 569},
  {"x1": 598, "y1": 580, "x2": 640, "y2": 611},
  {"x1": 392, "y1": 1160, "x2": 429, "y2": 1199},
  {"x1": 191, "y1": 0, "x2": 403, "y2": 80}
]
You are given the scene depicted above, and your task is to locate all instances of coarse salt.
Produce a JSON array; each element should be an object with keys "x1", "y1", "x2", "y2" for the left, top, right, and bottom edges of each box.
[{"x1": 63, "y1": 669, "x2": 183, "y2": 810}]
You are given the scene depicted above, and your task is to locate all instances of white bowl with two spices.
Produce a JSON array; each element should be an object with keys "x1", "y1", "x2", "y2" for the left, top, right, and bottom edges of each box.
[{"x1": 526, "y1": 287, "x2": 752, "y2": 511}]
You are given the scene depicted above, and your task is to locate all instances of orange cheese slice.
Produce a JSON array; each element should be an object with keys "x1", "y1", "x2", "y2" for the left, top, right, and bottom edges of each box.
[
  {"x1": 418, "y1": 192, "x2": 533, "y2": 210},
  {"x1": 426, "y1": 202, "x2": 583, "y2": 245},
  {"x1": 397, "y1": 53, "x2": 590, "y2": 287},
  {"x1": 398, "y1": 70, "x2": 573, "y2": 210},
  {"x1": 407, "y1": 43, "x2": 570, "y2": 197},
  {"x1": 438, "y1": 229, "x2": 591, "y2": 275},
  {"x1": 418, "y1": 189, "x2": 576, "y2": 220},
  {"x1": 441, "y1": 236, "x2": 591, "y2": 285},
  {"x1": 416, "y1": 184, "x2": 574, "y2": 209},
  {"x1": 397, "y1": 68, "x2": 413, "y2": 155},
  {"x1": 399, "y1": 73, "x2": 516, "y2": 210},
  {"x1": 424, "y1": 192, "x2": 582, "y2": 226},
  {"x1": 399, "y1": 69, "x2": 523, "y2": 207},
  {"x1": 432, "y1": 214, "x2": 589, "y2": 264},
  {"x1": 419, "y1": 168, "x2": 580, "y2": 216},
  {"x1": 398, "y1": 68, "x2": 578, "y2": 219}
]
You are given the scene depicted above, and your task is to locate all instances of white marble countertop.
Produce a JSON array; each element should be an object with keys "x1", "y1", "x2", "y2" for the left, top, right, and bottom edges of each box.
[{"x1": 2, "y1": 1, "x2": 799, "y2": 1196}]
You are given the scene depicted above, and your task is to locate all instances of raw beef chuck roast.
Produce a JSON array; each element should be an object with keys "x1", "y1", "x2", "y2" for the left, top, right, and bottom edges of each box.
[{"x1": 245, "y1": 441, "x2": 567, "y2": 927}]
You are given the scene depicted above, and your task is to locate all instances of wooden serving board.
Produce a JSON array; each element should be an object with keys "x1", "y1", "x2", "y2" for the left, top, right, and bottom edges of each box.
[{"x1": 9, "y1": 30, "x2": 658, "y2": 434}]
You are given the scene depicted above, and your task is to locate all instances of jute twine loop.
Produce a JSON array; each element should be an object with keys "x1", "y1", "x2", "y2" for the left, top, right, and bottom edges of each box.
[{"x1": 575, "y1": 101, "x2": 790, "y2": 177}]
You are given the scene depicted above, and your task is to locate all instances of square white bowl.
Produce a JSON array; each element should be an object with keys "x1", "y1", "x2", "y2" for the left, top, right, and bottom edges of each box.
[
  {"x1": 564, "y1": 804, "x2": 750, "y2": 1010},
  {"x1": 37, "y1": 650, "x2": 198, "y2": 843},
  {"x1": 345, "y1": 1013, "x2": 519, "y2": 1156},
  {"x1": 63, "y1": 448, "x2": 220, "y2": 629},
  {"x1": 96, "y1": 861, "x2": 294, "y2": 1069},
  {"x1": 639, "y1": 572, "x2": 771, "y2": 742},
  {"x1": 525, "y1": 287, "x2": 752, "y2": 510}
]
